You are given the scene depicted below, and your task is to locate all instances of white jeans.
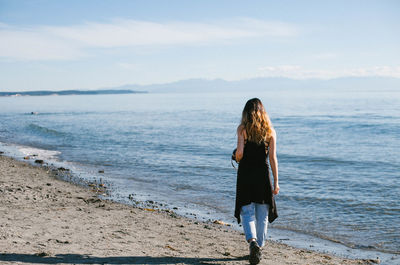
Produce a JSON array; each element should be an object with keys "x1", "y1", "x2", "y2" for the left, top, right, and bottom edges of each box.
[{"x1": 240, "y1": 202, "x2": 269, "y2": 247}]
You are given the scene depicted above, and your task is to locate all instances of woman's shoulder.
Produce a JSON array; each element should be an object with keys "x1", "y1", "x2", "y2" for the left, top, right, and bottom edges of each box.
[
  {"x1": 237, "y1": 125, "x2": 247, "y2": 139},
  {"x1": 265, "y1": 128, "x2": 276, "y2": 146},
  {"x1": 237, "y1": 124, "x2": 245, "y2": 134},
  {"x1": 270, "y1": 128, "x2": 277, "y2": 138}
]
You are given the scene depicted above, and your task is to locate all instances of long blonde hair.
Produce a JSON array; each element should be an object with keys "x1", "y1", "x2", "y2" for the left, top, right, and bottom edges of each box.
[{"x1": 240, "y1": 98, "x2": 273, "y2": 144}]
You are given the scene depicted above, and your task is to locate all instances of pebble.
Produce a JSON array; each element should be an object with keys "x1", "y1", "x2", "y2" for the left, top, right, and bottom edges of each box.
[{"x1": 55, "y1": 239, "x2": 70, "y2": 244}]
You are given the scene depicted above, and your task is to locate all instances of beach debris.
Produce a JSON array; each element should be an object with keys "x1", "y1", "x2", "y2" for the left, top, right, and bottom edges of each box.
[
  {"x1": 173, "y1": 207, "x2": 178, "y2": 210},
  {"x1": 98, "y1": 170, "x2": 104, "y2": 173},
  {"x1": 87, "y1": 198, "x2": 101, "y2": 203},
  {"x1": 34, "y1": 159, "x2": 44, "y2": 164},
  {"x1": 23, "y1": 156, "x2": 30, "y2": 160},
  {"x1": 165, "y1": 245, "x2": 178, "y2": 251},
  {"x1": 223, "y1": 251, "x2": 231, "y2": 256},
  {"x1": 46, "y1": 183, "x2": 52, "y2": 186},
  {"x1": 143, "y1": 208, "x2": 156, "y2": 212},
  {"x1": 35, "y1": 251, "x2": 50, "y2": 257},
  {"x1": 76, "y1": 196, "x2": 88, "y2": 203},
  {"x1": 362, "y1": 258, "x2": 380, "y2": 264},
  {"x1": 55, "y1": 239, "x2": 70, "y2": 244},
  {"x1": 213, "y1": 220, "x2": 231, "y2": 226},
  {"x1": 204, "y1": 225, "x2": 211, "y2": 229},
  {"x1": 169, "y1": 212, "x2": 178, "y2": 218},
  {"x1": 57, "y1": 167, "x2": 69, "y2": 171}
]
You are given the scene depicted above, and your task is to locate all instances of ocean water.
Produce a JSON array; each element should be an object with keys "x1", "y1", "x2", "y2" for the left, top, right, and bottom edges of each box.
[{"x1": 0, "y1": 89, "x2": 399, "y2": 261}]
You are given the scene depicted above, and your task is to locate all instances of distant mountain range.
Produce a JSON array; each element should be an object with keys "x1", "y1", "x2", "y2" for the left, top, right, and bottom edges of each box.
[
  {"x1": 0, "y1": 89, "x2": 146, "y2": 97},
  {"x1": 103, "y1": 76, "x2": 400, "y2": 93},
  {"x1": 1, "y1": 76, "x2": 399, "y2": 96}
]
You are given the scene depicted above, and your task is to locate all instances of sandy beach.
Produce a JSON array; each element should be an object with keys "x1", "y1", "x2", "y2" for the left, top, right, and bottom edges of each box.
[{"x1": 0, "y1": 155, "x2": 373, "y2": 265}]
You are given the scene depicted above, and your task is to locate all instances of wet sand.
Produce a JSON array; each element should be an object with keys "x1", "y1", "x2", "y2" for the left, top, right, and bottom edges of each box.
[{"x1": 0, "y1": 155, "x2": 372, "y2": 264}]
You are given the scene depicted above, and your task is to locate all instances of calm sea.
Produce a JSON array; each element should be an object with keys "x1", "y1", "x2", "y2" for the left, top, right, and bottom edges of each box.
[{"x1": 0, "y1": 88, "x2": 399, "y2": 261}]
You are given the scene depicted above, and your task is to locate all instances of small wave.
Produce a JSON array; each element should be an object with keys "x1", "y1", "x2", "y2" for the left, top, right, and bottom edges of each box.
[
  {"x1": 18, "y1": 146, "x2": 61, "y2": 161},
  {"x1": 126, "y1": 176, "x2": 154, "y2": 183},
  {"x1": 279, "y1": 153, "x2": 357, "y2": 166},
  {"x1": 273, "y1": 224, "x2": 400, "y2": 255},
  {"x1": 172, "y1": 183, "x2": 195, "y2": 191},
  {"x1": 23, "y1": 111, "x2": 99, "y2": 116},
  {"x1": 27, "y1": 123, "x2": 66, "y2": 137},
  {"x1": 279, "y1": 153, "x2": 399, "y2": 169},
  {"x1": 0, "y1": 141, "x2": 61, "y2": 162}
]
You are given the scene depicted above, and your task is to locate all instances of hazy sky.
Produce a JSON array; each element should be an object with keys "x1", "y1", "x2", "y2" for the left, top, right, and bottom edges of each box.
[{"x1": 0, "y1": 0, "x2": 399, "y2": 91}]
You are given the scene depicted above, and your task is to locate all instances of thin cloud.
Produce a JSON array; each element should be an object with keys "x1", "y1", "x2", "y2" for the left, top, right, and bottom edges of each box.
[
  {"x1": 313, "y1": 52, "x2": 338, "y2": 60},
  {"x1": 0, "y1": 18, "x2": 299, "y2": 61},
  {"x1": 0, "y1": 25, "x2": 84, "y2": 60},
  {"x1": 117, "y1": 62, "x2": 140, "y2": 70},
  {"x1": 258, "y1": 65, "x2": 400, "y2": 79}
]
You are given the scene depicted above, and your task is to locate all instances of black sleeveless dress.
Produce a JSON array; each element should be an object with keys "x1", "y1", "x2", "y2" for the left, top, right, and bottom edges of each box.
[{"x1": 234, "y1": 140, "x2": 278, "y2": 224}]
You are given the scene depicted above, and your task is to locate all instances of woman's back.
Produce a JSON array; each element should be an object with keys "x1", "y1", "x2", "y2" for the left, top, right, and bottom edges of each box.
[
  {"x1": 240, "y1": 140, "x2": 269, "y2": 166},
  {"x1": 237, "y1": 139, "x2": 272, "y2": 202}
]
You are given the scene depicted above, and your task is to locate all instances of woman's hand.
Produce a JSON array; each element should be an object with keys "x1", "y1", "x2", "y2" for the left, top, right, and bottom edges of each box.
[{"x1": 273, "y1": 183, "x2": 280, "y2": 195}]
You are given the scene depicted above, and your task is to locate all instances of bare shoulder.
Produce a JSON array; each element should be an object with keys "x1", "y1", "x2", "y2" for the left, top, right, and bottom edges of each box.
[
  {"x1": 237, "y1": 124, "x2": 245, "y2": 135},
  {"x1": 268, "y1": 128, "x2": 277, "y2": 145},
  {"x1": 270, "y1": 128, "x2": 277, "y2": 138}
]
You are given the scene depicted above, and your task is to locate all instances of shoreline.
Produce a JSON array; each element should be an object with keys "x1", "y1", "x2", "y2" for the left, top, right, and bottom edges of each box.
[
  {"x1": 1, "y1": 141, "x2": 399, "y2": 262},
  {"x1": 0, "y1": 154, "x2": 377, "y2": 264}
]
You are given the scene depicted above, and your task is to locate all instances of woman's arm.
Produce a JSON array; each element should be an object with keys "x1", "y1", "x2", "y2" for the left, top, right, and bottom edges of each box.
[
  {"x1": 269, "y1": 129, "x2": 280, "y2": 195},
  {"x1": 235, "y1": 125, "x2": 245, "y2": 162}
]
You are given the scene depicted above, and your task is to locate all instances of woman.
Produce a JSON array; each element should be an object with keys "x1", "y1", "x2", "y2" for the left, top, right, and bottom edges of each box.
[{"x1": 234, "y1": 98, "x2": 279, "y2": 265}]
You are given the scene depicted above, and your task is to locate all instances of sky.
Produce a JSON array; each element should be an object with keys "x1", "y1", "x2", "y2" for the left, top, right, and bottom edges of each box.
[{"x1": 0, "y1": 0, "x2": 399, "y2": 91}]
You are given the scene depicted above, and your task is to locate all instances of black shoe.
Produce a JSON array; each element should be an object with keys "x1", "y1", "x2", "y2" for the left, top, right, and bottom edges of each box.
[{"x1": 249, "y1": 241, "x2": 261, "y2": 264}]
